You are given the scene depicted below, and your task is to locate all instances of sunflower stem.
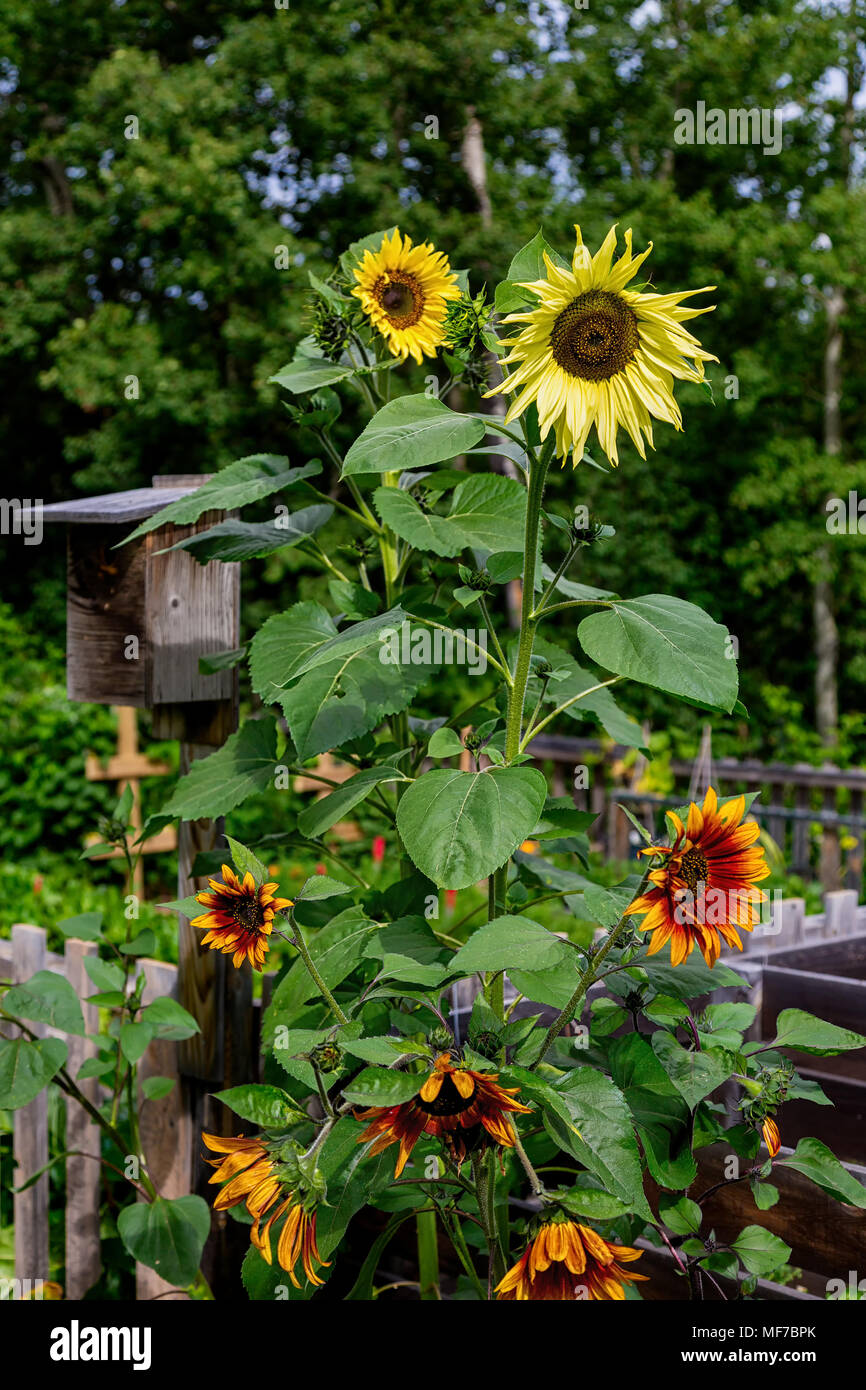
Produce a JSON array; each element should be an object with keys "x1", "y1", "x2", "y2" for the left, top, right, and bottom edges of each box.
[
  {"x1": 290, "y1": 919, "x2": 350, "y2": 1025},
  {"x1": 503, "y1": 436, "x2": 554, "y2": 763},
  {"x1": 509, "y1": 1121, "x2": 545, "y2": 1197},
  {"x1": 416, "y1": 1207, "x2": 440, "y2": 1300}
]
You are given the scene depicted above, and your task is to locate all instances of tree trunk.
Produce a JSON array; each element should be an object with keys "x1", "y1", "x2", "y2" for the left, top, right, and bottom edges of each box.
[{"x1": 815, "y1": 286, "x2": 845, "y2": 745}]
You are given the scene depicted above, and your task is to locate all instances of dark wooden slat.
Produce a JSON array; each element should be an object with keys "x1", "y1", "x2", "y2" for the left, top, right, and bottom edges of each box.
[
  {"x1": 760, "y1": 964, "x2": 866, "y2": 1083},
  {"x1": 12, "y1": 925, "x2": 49, "y2": 1291}
]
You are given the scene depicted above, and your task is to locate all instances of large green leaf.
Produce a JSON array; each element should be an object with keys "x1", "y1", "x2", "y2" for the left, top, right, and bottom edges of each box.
[
  {"x1": 779, "y1": 1136, "x2": 866, "y2": 1208},
  {"x1": 396, "y1": 765, "x2": 548, "y2": 889},
  {"x1": 731, "y1": 1225, "x2": 791, "y2": 1278},
  {"x1": 449, "y1": 915, "x2": 570, "y2": 974},
  {"x1": 607, "y1": 1035, "x2": 696, "y2": 1189},
  {"x1": 159, "y1": 506, "x2": 333, "y2": 564},
  {"x1": 121, "y1": 457, "x2": 322, "y2": 543},
  {"x1": 494, "y1": 229, "x2": 569, "y2": 314},
  {"x1": 342, "y1": 395, "x2": 485, "y2": 476},
  {"x1": 373, "y1": 486, "x2": 464, "y2": 557},
  {"x1": 117, "y1": 1195, "x2": 210, "y2": 1288},
  {"x1": 651, "y1": 1031, "x2": 735, "y2": 1109},
  {"x1": 578, "y1": 594, "x2": 738, "y2": 713},
  {"x1": 263, "y1": 908, "x2": 378, "y2": 1036},
  {"x1": 158, "y1": 718, "x2": 278, "y2": 821},
  {"x1": 3, "y1": 971, "x2": 85, "y2": 1036},
  {"x1": 211, "y1": 1083, "x2": 307, "y2": 1130},
  {"x1": 249, "y1": 601, "x2": 339, "y2": 703},
  {"x1": 542, "y1": 1066, "x2": 653, "y2": 1220},
  {"x1": 747, "y1": 1008, "x2": 866, "y2": 1057},
  {"x1": 341, "y1": 1068, "x2": 424, "y2": 1106},
  {"x1": 0, "y1": 1037, "x2": 68, "y2": 1109},
  {"x1": 297, "y1": 766, "x2": 409, "y2": 838},
  {"x1": 448, "y1": 474, "x2": 527, "y2": 552}
]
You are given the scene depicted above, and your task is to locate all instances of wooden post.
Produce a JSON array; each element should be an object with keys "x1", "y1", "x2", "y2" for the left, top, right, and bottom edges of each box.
[
  {"x1": 64, "y1": 939, "x2": 102, "y2": 1299},
  {"x1": 823, "y1": 888, "x2": 858, "y2": 938},
  {"x1": 11, "y1": 924, "x2": 49, "y2": 1292}
]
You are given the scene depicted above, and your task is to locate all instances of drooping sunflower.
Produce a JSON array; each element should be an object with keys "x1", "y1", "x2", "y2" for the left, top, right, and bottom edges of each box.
[
  {"x1": 355, "y1": 1051, "x2": 532, "y2": 1176},
  {"x1": 487, "y1": 223, "x2": 717, "y2": 466},
  {"x1": 351, "y1": 228, "x2": 460, "y2": 363},
  {"x1": 624, "y1": 786, "x2": 770, "y2": 968},
  {"x1": 191, "y1": 865, "x2": 292, "y2": 970},
  {"x1": 762, "y1": 1117, "x2": 781, "y2": 1159},
  {"x1": 202, "y1": 1132, "x2": 329, "y2": 1288},
  {"x1": 496, "y1": 1218, "x2": 647, "y2": 1301}
]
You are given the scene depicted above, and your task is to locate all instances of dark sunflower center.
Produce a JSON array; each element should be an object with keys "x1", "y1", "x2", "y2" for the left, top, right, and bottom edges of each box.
[
  {"x1": 417, "y1": 1073, "x2": 476, "y2": 1117},
  {"x1": 549, "y1": 290, "x2": 639, "y2": 381},
  {"x1": 680, "y1": 847, "x2": 709, "y2": 893},
  {"x1": 232, "y1": 895, "x2": 264, "y2": 932},
  {"x1": 374, "y1": 271, "x2": 424, "y2": 328}
]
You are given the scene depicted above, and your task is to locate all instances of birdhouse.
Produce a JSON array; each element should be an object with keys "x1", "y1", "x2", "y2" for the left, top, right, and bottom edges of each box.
[{"x1": 37, "y1": 475, "x2": 240, "y2": 744}]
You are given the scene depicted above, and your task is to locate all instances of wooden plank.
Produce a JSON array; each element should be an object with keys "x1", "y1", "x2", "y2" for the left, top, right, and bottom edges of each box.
[
  {"x1": 844, "y1": 789, "x2": 863, "y2": 891},
  {"x1": 36, "y1": 486, "x2": 200, "y2": 525},
  {"x1": 11, "y1": 924, "x2": 50, "y2": 1291},
  {"x1": 823, "y1": 889, "x2": 858, "y2": 938},
  {"x1": 64, "y1": 939, "x2": 102, "y2": 1299},
  {"x1": 791, "y1": 784, "x2": 811, "y2": 874},
  {"x1": 820, "y1": 783, "x2": 842, "y2": 890},
  {"x1": 66, "y1": 525, "x2": 148, "y2": 706},
  {"x1": 136, "y1": 958, "x2": 191, "y2": 1301}
]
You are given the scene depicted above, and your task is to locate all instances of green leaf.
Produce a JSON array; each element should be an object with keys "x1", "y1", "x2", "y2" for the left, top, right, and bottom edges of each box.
[
  {"x1": 341, "y1": 1068, "x2": 424, "y2": 1107},
  {"x1": 731, "y1": 1225, "x2": 791, "y2": 1277},
  {"x1": 158, "y1": 895, "x2": 205, "y2": 919},
  {"x1": 609, "y1": 1033, "x2": 697, "y2": 1189},
  {"x1": 779, "y1": 1136, "x2": 866, "y2": 1207},
  {"x1": 528, "y1": 635, "x2": 646, "y2": 748},
  {"x1": 339, "y1": 225, "x2": 398, "y2": 277},
  {"x1": 121, "y1": 458, "x2": 322, "y2": 543},
  {"x1": 118, "y1": 929, "x2": 157, "y2": 956},
  {"x1": 83, "y1": 957, "x2": 125, "y2": 992},
  {"x1": 120, "y1": 1020, "x2": 153, "y2": 1064},
  {"x1": 263, "y1": 908, "x2": 377, "y2": 1034},
  {"x1": 373, "y1": 486, "x2": 465, "y2": 558},
  {"x1": 342, "y1": 395, "x2": 485, "y2": 477},
  {"x1": 294, "y1": 874, "x2": 354, "y2": 901},
  {"x1": 396, "y1": 765, "x2": 548, "y2": 889},
  {"x1": 249, "y1": 601, "x2": 339, "y2": 703},
  {"x1": 269, "y1": 357, "x2": 353, "y2": 394},
  {"x1": 428, "y1": 726, "x2": 464, "y2": 759},
  {"x1": 446, "y1": 474, "x2": 527, "y2": 552},
  {"x1": 159, "y1": 507, "x2": 333, "y2": 563},
  {"x1": 659, "y1": 1194, "x2": 702, "y2": 1235},
  {"x1": 749, "y1": 1008, "x2": 866, "y2": 1057},
  {"x1": 159, "y1": 718, "x2": 278, "y2": 821},
  {"x1": 297, "y1": 766, "x2": 408, "y2": 838},
  {"x1": 142, "y1": 1076, "x2": 175, "y2": 1101},
  {"x1": 117, "y1": 1195, "x2": 210, "y2": 1288},
  {"x1": 0, "y1": 1037, "x2": 67, "y2": 1109},
  {"x1": 211, "y1": 1083, "x2": 306, "y2": 1130},
  {"x1": 329, "y1": 580, "x2": 380, "y2": 620},
  {"x1": 140, "y1": 997, "x2": 200, "y2": 1041},
  {"x1": 225, "y1": 835, "x2": 269, "y2": 887},
  {"x1": 449, "y1": 915, "x2": 570, "y2": 974},
  {"x1": 56, "y1": 911, "x2": 103, "y2": 941},
  {"x1": 651, "y1": 1032, "x2": 735, "y2": 1109},
  {"x1": 751, "y1": 1180, "x2": 780, "y2": 1210},
  {"x1": 556, "y1": 1188, "x2": 630, "y2": 1221},
  {"x1": 3, "y1": 971, "x2": 85, "y2": 1036},
  {"x1": 494, "y1": 229, "x2": 568, "y2": 314},
  {"x1": 577, "y1": 594, "x2": 738, "y2": 713},
  {"x1": 541, "y1": 1066, "x2": 653, "y2": 1221}
]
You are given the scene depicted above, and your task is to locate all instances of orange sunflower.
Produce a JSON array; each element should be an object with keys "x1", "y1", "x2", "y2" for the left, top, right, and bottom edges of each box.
[
  {"x1": 355, "y1": 1052, "x2": 532, "y2": 1176},
  {"x1": 623, "y1": 787, "x2": 770, "y2": 968},
  {"x1": 496, "y1": 1218, "x2": 647, "y2": 1301},
  {"x1": 762, "y1": 1117, "x2": 781, "y2": 1159},
  {"x1": 191, "y1": 865, "x2": 292, "y2": 970},
  {"x1": 202, "y1": 1132, "x2": 329, "y2": 1289}
]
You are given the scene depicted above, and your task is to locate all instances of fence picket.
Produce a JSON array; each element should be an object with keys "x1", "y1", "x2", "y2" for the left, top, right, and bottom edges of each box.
[
  {"x1": 11, "y1": 924, "x2": 50, "y2": 1292},
  {"x1": 64, "y1": 938, "x2": 102, "y2": 1299}
]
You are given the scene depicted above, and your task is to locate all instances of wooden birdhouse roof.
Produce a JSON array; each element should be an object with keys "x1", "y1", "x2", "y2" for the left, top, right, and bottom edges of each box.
[{"x1": 35, "y1": 482, "x2": 202, "y2": 525}]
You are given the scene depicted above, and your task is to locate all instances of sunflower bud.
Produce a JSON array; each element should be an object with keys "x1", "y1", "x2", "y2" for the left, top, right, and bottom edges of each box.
[
  {"x1": 309, "y1": 1040, "x2": 344, "y2": 1074},
  {"x1": 467, "y1": 1028, "x2": 502, "y2": 1061},
  {"x1": 442, "y1": 289, "x2": 493, "y2": 357},
  {"x1": 428, "y1": 1026, "x2": 456, "y2": 1053},
  {"x1": 309, "y1": 299, "x2": 351, "y2": 361}
]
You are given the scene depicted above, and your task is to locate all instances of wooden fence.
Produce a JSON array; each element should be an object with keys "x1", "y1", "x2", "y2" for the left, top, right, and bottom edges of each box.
[{"x1": 530, "y1": 735, "x2": 866, "y2": 891}]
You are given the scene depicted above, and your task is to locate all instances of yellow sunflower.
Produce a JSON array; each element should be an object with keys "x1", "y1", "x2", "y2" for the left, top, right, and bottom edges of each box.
[
  {"x1": 487, "y1": 224, "x2": 717, "y2": 465},
  {"x1": 351, "y1": 228, "x2": 460, "y2": 363},
  {"x1": 191, "y1": 865, "x2": 292, "y2": 970}
]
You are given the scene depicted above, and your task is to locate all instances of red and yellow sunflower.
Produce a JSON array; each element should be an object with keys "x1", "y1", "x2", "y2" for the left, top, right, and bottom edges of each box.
[
  {"x1": 191, "y1": 865, "x2": 292, "y2": 970},
  {"x1": 762, "y1": 1117, "x2": 781, "y2": 1159},
  {"x1": 624, "y1": 787, "x2": 769, "y2": 967},
  {"x1": 496, "y1": 1218, "x2": 647, "y2": 1301},
  {"x1": 355, "y1": 1052, "x2": 532, "y2": 1176},
  {"x1": 202, "y1": 1132, "x2": 328, "y2": 1289}
]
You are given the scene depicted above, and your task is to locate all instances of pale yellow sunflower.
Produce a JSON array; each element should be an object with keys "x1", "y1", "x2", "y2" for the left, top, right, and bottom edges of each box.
[
  {"x1": 351, "y1": 229, "x2": 460, "y2": 363},
  {"x1": 487, "y1": 224, "x2": 718, "y2": 465}
]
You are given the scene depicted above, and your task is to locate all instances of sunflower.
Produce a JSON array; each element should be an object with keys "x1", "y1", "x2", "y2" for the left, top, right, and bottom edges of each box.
[
  {"x1": 487, "y1": 223, "x2": 717, "y2": 465},
  {"x1": 351, "y1": 228, "x2": 460, "y2": 363},
  {"x1": 496, "y1": 1218, "x2": 647, "y2": 1301},
  {"x1": 762, "y1": 1117, "x2": 781, "y2": 1159},
  {"x1": 191, "y1": 865, "x2": 292, "y2": 970},
  {"x1": 202, "y1": 1132, "x2": 329, "y2": 1289},
  {"x1": 624, "y1": 787, "x2": 770, "y2": 968},
  {"x1": 355, "y1": 1051, "x2": 532, "y2": 1176}
]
